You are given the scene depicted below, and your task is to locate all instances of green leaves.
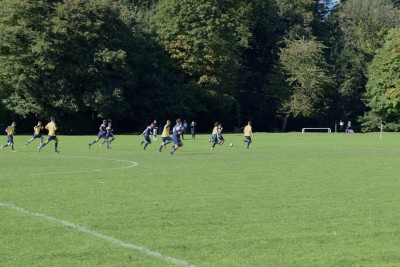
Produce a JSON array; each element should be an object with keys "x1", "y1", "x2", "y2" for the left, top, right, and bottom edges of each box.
[
  {"x1": 152, "y1": 0, "x2": 251, "y2": 91},
  {"x1": 363, "y1": 28, "x2": 400, "y2": 130},
  {"x1": 278, "y1": 38, "x2": 334, "y2": 117}
]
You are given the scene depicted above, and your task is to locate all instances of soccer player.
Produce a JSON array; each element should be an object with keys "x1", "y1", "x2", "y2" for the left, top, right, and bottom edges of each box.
[
  {"x1": 170, "y1": 118, "x2": 184, "y2": 155},
  {"x1": 152, "y1": 119, "x2": 158, "y2": 140},
  {"x1": 101, "y1": 120, "x2": 115, "y2": 149},
  {"x1": 141, "y1": 122, "x2": 155, "y2": 150},
  {"x1": 210, "y1": 122, "x2": 219, "y2": 150},
  {"x1": 88, "y1": 119, "x2": 107, "y2": 149},
  {"x1": 244, "y1": 121, "x2": 253, "y2": 149},
  {"x1": 217, "y1": 123, "x2": 225, "y2": 146},
  {"x1": 38, "y1": 117, "x2": 59, "y2": 152},
  {"x1": 1, "y1": 122, "x2": 17, "y2": 152},
  {"x1": 158, "y1": 120, "x2": 172, "y2": 152},
  {"x1": 25, "y1": 121, "x2": 44, "y2": 147}
]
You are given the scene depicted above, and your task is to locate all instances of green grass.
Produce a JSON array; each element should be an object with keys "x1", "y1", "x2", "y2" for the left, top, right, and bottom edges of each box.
[{"x1": 1, "y1": 132, "x2": 400, "y2": 266}]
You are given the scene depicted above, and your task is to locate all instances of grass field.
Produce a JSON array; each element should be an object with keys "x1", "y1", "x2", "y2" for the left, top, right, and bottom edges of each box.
[{"x1": 1, "y1": 132, "x2": 400, "y2": 266}]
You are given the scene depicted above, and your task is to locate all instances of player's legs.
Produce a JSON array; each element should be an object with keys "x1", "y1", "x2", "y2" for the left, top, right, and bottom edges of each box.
[
  {"x1": 218, "y1": 136, "x2": 224, "y2": 146},
  {"x1": 26, "y1": 137, "x2": 34, "y2": 146},
  {"x1": 211, "y1": 134, "x2": 218, "y2": 150},
  {"x1": 89, "y1": 135, "x2": 102, "y2": 148},
  {"x1": 244, "y1": 136, "x2": 252, "y2": 148},
  {"x1": 54, "y1": 137, "x2": 59, "y2": 152},
  {"x1": 38, "y1": 136, "x2": 54, "y2": 152},
  {"x1": 143, "y1": 136, "x2": 151, "y2": 150},
  {"x1": 170, "y1": 136, "x2": 180, "y2": 155}
]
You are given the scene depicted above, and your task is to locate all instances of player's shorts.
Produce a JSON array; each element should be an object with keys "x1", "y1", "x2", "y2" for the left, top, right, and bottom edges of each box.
[
  {"x1": 218, "y1": 134, "x2": 224, "y2": 141},
  {"x1": 48, "y1": 135, "x2": 58, "y2": 141},
  {"x1": 32, "y1": 134, "x2": 42, "y2": 139},
  {"x1": 162, "y1": 136, "x2": 172, "y2": 143},
  {"x1": 211, "y1": 134, "x2": 218, "y2": 143},
  {"x1": 172, "y1": 135, "x2": 182, "y2": 145},
  {"x1": 97, "y1": 132, "x2": 106, "y2": 138},
  {"x1": 7, "y1": 135, "x2": 13, "y2": 143},
  {"x1": 106, "y1": 133, "x2": 114, "y2": 138},
  {"x1": 144, "y1": 135, "x2": 151, "y2": 143},
  {"x1": 245, "y1": 136, "x2": 252, "y2": 143}
]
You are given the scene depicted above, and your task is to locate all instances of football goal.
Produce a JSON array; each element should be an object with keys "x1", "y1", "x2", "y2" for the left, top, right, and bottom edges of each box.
[{"x1": 302, "y1": 128, "x2": 331, "y2": 133}]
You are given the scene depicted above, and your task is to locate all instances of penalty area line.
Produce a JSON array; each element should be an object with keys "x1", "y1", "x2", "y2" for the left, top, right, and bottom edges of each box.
[{"x1": 0, "y1": 202, "x2": 196, "y2": 267}]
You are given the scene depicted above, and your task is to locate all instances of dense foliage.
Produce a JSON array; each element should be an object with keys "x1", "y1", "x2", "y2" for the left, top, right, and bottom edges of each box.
[{"x1": 0, "y1": 0, "x2": 399, "y2": 133}]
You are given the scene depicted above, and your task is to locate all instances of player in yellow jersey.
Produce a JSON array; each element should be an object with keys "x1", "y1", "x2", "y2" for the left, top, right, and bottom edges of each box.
[
  {"x1": 38, "y1": 117, "x2": 59, "y2": 152},
  {"x1": 211, "y1": 122, "x2": 219, "y2": 150},
  {"x1": 25, "y1": 121, "x2": 44, "y2": 148},
  {"x1": 1, "y1": 122, "x2": 17, "y2": 152},
  {"x1": 243, "y1": 121, "x2": 253, "y2": 149},
  {"x1": 158, "y1": 120, "x2": 172, "y2": 152}
]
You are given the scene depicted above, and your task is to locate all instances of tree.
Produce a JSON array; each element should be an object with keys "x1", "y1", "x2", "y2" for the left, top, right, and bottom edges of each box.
[
  {"x1": 330, "y1": 0, "x2": 400, "y2": 121},
  {"x1": 362, "y1": 28, "x2": 400, "y2": 131},
  {"x1": 151, "y1": 0, "x2": 253, "y2": 127},
  {"x1": 276, "y1": 38, "x2": 334, "y2": 130},
  {"x1": 0, "y1": 0, "x2": 138, "y2": 118}
]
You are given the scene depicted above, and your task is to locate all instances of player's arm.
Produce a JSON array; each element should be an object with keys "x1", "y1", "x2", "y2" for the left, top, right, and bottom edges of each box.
[
  {"x1": 54, "y1": 123, "x2": 58, "y2": 131},
  {"x1": 141, "y1": 128, "x2": 147, "y2": 135}
]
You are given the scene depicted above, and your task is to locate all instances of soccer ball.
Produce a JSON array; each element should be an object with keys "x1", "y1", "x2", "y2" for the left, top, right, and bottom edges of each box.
[{"x1": 230, "y1": 143, "x2": 233, "y2": 147}]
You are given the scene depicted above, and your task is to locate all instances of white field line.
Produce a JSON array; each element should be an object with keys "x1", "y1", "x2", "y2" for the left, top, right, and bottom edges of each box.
[{"x1": 0, "y1": 202, "x2": 197, "y2": 267}]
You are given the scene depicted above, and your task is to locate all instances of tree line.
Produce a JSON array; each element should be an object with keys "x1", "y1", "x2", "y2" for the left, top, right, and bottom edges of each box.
[{"x1": 0, "y1": 0, "x2": 399, "y2": 133}]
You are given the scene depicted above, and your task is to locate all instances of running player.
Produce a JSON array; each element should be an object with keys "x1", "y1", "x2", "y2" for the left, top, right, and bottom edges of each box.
[
  {"x1": 158, "y1": 120, "x2": 172, "y2": 152},
  {"x1": 25, "y1": 121, "x2": 44, "y2": 148},
  {"x1": 170, "y1": 118, "x2": 184, "y2": 155},
  {"x1": 88, "y1": 119, "x2": 107, "y2": 149},
  {"x1": 141, "y1": 122, "x2": 155, "y2": 150},
  {"x1": 1, "y1": 122, "x2": 17, "y2": 152},
  {"x1": 211, "y1": 122, "x2": 219, "y2": 150},
  {"x1": 244, "y1": 121, "x2": 253, "y2": 149},
  {"x1": 217, "y1": 123, "x2": 224, "y2": 146},
  {"x1": 38, "y1": 117, "x2": 59, "y2": 152},
  {"x1": 101, "y1": 120, "x2": 115, "y2": 148}
]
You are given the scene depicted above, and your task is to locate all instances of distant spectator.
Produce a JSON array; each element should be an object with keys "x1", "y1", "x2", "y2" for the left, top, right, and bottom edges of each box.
[
  {"x1": 345, "y1": 120, "x2": 354, "y2": 133},
  {"x1": 190, "y1": 121, "x2": 196, "y2": 139},
  {"x1": 152, "y1": 120, "x2": 158, "y2": 140},
  {"x1": 339, "y1": 120, "x2": 344, "y2": 132}
]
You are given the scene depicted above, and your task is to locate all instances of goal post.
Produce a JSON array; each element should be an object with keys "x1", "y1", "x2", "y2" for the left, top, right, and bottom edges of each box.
[{"x1": 302, "y1": 128, "x2": 331, "y2": 133}]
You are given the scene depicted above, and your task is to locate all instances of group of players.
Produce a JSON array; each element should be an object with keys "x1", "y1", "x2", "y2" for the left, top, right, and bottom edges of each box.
[
  {"x1": 0, "y1": 117, "x2": 59, "y2": 153},
  {"x1": 139, "y1": 119, "x2": 253, "y2": 154},
  {"x1": 140, "y1": 118, "x2": 185, "y2": 155},
  {"x1": 88, "y1": 119, "x2": 115, "y2": 149},
  {"x1": 0, "y1": 117, "x2": 253, "y2": 154}
]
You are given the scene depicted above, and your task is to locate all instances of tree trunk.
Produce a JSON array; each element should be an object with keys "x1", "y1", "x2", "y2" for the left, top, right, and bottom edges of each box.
[{"x1": 281, "y1": 113, "x2": 290, "y2": 132}]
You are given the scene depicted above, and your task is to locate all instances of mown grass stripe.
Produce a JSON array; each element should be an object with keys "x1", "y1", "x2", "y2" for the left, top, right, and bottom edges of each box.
[{"x1": 0, "y1": 202, "x2": 196, "y2": 267}]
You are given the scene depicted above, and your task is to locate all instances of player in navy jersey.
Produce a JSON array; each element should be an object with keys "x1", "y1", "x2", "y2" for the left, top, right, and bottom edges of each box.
[
  {"x1": 141, "y1": 122, "x2": 155, "y2": 150},
  {"x1": 170, "y1": 118, "x2": 184, "y2": 155},
  {"x1": 88, "y1": 120, "x2": 107, "y2": 149},
  {"x1": 101, "y1": 120, "x2": 115, "y2": 149},
  {"x1": 217, "y1": 123, "x2": 224, "y2": 146}
]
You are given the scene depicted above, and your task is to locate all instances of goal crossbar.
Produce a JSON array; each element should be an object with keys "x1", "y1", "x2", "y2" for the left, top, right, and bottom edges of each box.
[{"x1": 302, "y1": 128, "x2": 331, "y2": 133}]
